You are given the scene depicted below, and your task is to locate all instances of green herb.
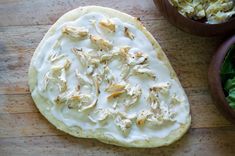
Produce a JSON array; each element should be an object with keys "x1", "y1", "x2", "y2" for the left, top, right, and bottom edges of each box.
[
  {"x1": 221, "y1": 45, "x2": 235, "y2": 84},
  {"x1": 221, "y1": 44, "x2": 235, "y2": 109},
  {"x1": 224, "y1": 77, "x2": 235, "y2": 109}
]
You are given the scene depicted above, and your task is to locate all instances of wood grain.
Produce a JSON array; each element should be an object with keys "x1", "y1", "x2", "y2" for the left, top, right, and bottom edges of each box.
[
  {"x1": 1, "y1": 128, "x2": 235, "y2": 156},
  {"x1": 0, "y1": 0, "x2": 162, "y2": 27},
  {"x1": 0, "y1": 0, "x2": 235, "y2": 155},
  {"x1": 0, "y1": 91, "x2": 231, "y2": 138},
  {"x1": 0, "y1": 94, "x2": 37, "y2": 114}
]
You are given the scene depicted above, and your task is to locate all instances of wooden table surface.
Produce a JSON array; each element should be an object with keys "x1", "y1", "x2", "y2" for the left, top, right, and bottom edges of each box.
[{"x1": 0, "y1": 0, "x2": 235, "y2": 155}]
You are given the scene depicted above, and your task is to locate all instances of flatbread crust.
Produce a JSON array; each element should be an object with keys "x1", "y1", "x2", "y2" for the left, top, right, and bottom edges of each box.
[{"x1": 28, "y1": 6, "x2": 191, "y2": 148}]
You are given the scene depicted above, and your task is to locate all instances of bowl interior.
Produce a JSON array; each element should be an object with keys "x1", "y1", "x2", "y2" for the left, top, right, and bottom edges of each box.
[{"x1": 153, "y1": 0, "x2": 235, "y2": 36}]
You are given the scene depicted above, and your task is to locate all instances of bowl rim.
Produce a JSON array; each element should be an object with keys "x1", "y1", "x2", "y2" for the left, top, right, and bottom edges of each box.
[{"x1": 208, "y1": 35, "x2": 235, "y2": 123}]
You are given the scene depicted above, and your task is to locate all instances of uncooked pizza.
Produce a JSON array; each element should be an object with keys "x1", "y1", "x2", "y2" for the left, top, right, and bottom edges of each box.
[{"x1": 28, "y1": 6, "x2": 191, "y2": 147}]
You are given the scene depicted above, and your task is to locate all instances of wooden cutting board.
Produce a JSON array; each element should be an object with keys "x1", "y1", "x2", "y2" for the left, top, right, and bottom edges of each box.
[{"x1": 0, "y1": 0, "x2": 235, "y2": 155}]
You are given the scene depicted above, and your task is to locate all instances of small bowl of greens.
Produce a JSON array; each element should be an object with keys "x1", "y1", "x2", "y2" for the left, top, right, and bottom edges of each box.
[{"x1": 209, "y1": 36, "x2": 235, "y2": 123}]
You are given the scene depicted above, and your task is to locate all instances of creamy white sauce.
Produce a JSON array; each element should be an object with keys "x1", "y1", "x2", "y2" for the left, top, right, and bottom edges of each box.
[{"x1": 33, "y1": 12, "x2": 190, "y2": 142}]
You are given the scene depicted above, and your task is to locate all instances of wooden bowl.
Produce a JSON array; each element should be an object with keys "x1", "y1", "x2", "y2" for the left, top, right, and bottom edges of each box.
[
  {"x1": 208, "y1": 36, "x2": 235, "y2": 123},
  {"x1": 153, "y1": 0, "x2": 235, "y2": 36}
]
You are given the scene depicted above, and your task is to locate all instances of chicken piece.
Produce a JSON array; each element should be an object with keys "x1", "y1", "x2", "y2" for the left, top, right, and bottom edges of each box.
[
  {"x1": 136, "y1": 110, "x2": 152, "y2": 126},
  {"x1": 90, "y1": 35, "x2": 113, "y2": 51},
  {"x1": 115, "y1": 115, "x2": 132, "y2": 136},
  {"x1": 99, "y1": 19, "x2": 116, "y2": 32},
  {"x1": 132, "y1": 65, "x2": 155, "y2": 79},
  {"x1": 62, "y1": 25, "x2": 88, "y2": 38},
  {"x1": 124, "y1": 27, "x2": 135, "y2": 40}
]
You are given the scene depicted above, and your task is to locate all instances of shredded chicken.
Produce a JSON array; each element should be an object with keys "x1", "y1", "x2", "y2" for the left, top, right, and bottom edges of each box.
[
  {"x1": 171, "y1": 94, "x2": 182, "y2": 105},
  {"x1": 115, "y1": 115, "x2": 132, "y2": 136},
  {"x1": 52, "y1": 39, "x2": 62, "y2": 50},
  {"x1": 148, "y1": 88, "x2": 160, "y2": 110},
  {"x1": 72, "y1": 48, "x2": 100, "y2": 75},
  {"x1": 71, "y1": 48, "x2": 89, "y2": 67},
  {"x1": 78, "y1": 98, "x2": 97, "y2": 112},
  {"x1": 150, "y1": 82, "x2": 171, "y2": 96},
  {"x1": 120, "y1": 64, "x2": 130, "y2": 79},
  {"x1": 62, "y1": 25, "x2": 88, "y2": 38},
  {"x1": 169, "y1": 0, "x2": 235, "y2": 24},
  {"x1": 91, "y1": 74, "x2": 102, "y2": 96},
  {"x1": 55, "y1": 90, "x2": 97, "y2": 112},
  {"x1": 88, "y1": 109, "x2": 111, "y2": 124},
  {"x1": 132, "y1": 65, "x2": 155, "y2": 79},
  {"x1": 148, "y1": 82, "x2": 171, "y2": 111},
  {"x1": 42, "y1": 72, "x2": 50, "y2": 91},
  {"x1": 90, "y1": 35, "x2": 113, "y2": 51},
  {"x1": 119, "y1": 46, "x2": 131, "y2": 59},
  {"x1": 125, "y1": 51, "x2": 148, "y2": 66},
  {"x1": 124, "y1": 27, "x2": 135, "y2": 40},
  {"x1": 48, "y1": 53, "x2": 66, "y2": 63},
  {"x1": 75, "y1": 70, "x2": 92, "y2": 86},
  {"x1": 107, "y1": 90, "x2": 126, "y2": 100},
  {"x1": 117, "y1": 111, "x2": 137, "y2": 120},
  {"x1": 136, "y1": 110, "x2": 152, "y2": 126},
  {"x1": 125, "y1": 84, "x2": 142, "y2": 108},
  {"x1": 159, "y1": 101, "x2": 176, "y2": 122},
  {"x1": 146, "y1": 114, "x2": 164, "y2": 126},
  {"x1": 103, "y1": 65, "x2": 115, "y2": 84},
  {"x1": 106, "y1": 83, "x2": 126, "y2": 92},
  {"x1": 41, "y1": 16, "x2": 183, "y2": 138},
  {"x1": 100, "y1": 53, "x2": 113, "y2": 62},
  {"x1": 99, "y1": 19, "x2": 116, "y2": 32},
  {"x1": 44, "y1": 58, "x2": 71, "y2": 92},
  {"x1": 105, "y1": 81, "x2": 142, "y2": 108}
]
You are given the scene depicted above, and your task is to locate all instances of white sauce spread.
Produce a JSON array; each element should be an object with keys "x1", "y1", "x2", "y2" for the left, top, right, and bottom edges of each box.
[{"x1": 32, "y1": 12, "x2": 190, "y2": 142}]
